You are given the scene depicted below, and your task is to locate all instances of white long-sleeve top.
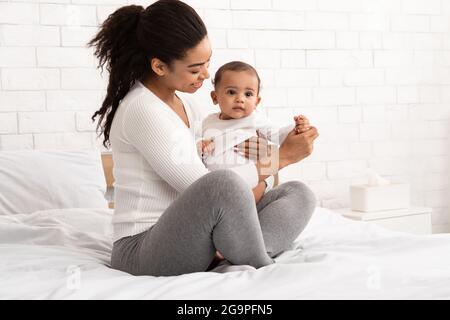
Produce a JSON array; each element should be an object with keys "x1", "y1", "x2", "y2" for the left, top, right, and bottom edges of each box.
[{"x1": 110, "y1": 81, "x2": 259, "y2": 242}]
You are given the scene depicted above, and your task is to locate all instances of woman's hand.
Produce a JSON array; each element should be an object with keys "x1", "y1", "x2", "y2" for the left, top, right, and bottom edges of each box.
[
  {"x1": 279, "y1": 126, "x2": 319, "y2": 168},
  {"x1": 233, "y1": 131, "x2": 274, "y2": 161},
  {"x1": 235, "y1": 123, "x2": 319, "y2": 168}
]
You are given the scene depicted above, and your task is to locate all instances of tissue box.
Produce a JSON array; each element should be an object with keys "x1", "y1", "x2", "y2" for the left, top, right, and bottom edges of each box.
[{"x1": 350, "y1": 183, "x2": 410, "y2": 212}]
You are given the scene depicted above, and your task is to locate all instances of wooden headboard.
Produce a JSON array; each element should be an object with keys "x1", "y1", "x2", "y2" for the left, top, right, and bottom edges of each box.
[
  {"x1": 101, "y1": 153, "x2": 114, "y2": 209},
  {"x1": 101, "y1": 153, "x2": 114, "y2": 188}
]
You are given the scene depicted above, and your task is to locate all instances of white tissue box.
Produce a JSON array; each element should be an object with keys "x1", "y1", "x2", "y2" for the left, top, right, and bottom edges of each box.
[{"x1": 350, "y1": 183, "x2": 410, "y2": 212}]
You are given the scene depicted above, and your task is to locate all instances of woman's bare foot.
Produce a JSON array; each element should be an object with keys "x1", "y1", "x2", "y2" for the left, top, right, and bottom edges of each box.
[
  {"x1": 206, "y1": 251, "x2": 225, "y2": 271},
  {"x1": 216, "y1": 251, "x2": 224, "y2": 260}
]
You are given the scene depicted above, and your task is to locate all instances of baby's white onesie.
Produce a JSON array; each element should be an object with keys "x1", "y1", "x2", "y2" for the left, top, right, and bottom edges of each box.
[{"x1": 200, "y1": 110, "x2": 293, "y2": 191}]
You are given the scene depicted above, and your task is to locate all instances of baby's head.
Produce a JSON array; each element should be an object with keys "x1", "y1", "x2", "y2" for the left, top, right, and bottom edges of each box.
[{"x1": 211, "y1": 61, "x2": 261, "y2": 120}]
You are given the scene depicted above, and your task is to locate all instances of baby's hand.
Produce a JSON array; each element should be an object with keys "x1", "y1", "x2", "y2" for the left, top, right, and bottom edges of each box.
[
  {"x1": 294, "y1": 115, "x2": 311, "y2": 134},
  {"x1": 197, "y1": 139, "x2": 215, "y2": 159}
]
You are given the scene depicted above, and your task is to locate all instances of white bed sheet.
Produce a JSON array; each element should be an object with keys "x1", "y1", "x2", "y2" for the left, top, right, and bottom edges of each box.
[{"x1": 1, "y1": 207, "x2": 450, "y2": 300}]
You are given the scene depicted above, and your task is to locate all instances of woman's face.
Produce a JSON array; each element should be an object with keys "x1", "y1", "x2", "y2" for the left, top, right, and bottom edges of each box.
[{"x1": 166, "y1": 36, "x2": 212, "y2": 93}]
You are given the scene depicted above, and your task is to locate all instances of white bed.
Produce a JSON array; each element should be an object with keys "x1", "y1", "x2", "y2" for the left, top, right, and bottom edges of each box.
[
  {"x1": 2, "y1": 206, "x2": 450, "y2": 299},
  {"x1": 1, "y1": 150, "x2": 450, "y2": 299}
]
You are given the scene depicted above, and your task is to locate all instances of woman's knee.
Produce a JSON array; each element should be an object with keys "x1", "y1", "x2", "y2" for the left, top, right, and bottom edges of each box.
[
  {"x1": 198, "y1": 170, "x2": 254, "y2": 204},
  {"x1": 201, "y1": 170, "x2": 246, "y2": 189},
  {"x1": 282, "y1": 181, "x2": 317, "y2": 218}
]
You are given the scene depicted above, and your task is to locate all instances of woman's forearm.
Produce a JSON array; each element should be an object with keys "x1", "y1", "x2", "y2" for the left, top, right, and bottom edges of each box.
[{"x1": 254, "y1": 153, "x2": 290, "y2": 183}]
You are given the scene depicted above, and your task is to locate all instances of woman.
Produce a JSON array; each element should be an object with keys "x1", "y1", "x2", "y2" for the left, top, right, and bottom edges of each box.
[{"x1": 89, "y1": 0, "x2": 319, "y2": 277}]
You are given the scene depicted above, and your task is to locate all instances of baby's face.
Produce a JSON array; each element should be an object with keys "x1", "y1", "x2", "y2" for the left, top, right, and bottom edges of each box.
[{"x1": 211, "y1": 70, "x2": 261, "y2": 120}]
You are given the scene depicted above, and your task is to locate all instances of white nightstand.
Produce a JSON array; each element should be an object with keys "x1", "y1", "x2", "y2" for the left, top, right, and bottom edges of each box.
[{"x1": 336, "y1": 207, "x2": 433, "y2": 235}]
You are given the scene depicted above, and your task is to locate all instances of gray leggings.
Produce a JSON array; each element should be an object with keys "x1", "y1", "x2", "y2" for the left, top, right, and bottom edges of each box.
[{"x1": 110, "y1": 170, "x2": 316, "y2": 276}]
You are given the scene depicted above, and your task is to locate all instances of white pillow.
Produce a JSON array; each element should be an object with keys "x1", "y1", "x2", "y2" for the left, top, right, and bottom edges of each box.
[{"x1": 0, "y1": 150, "x2": 109, "y2": 215}]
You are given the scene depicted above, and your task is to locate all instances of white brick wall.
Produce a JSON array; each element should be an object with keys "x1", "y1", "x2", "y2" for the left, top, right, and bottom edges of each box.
[{"x1": 0, "y1": 0, "x2": 449, "y2": 233}]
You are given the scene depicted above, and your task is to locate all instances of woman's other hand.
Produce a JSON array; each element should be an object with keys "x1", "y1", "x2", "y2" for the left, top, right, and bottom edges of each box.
[{"x1": 279, "y1": 126, "x2": 319, "y2": 167}]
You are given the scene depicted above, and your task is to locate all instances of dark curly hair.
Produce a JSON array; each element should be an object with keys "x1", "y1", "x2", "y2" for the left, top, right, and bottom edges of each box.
[
  {"x1": 213, "y1": 61, "x2": 261, "y2": 94},
  {"x1": 88, "y1": 0, "x2": 207, "y2": 148}
]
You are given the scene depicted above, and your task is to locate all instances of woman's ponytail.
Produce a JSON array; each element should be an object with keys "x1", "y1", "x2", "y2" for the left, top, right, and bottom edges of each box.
[
  {"x1": 89, "y1": 0, "x2": 207, "y2": 148},
  {"x1": 89, "y1": 5, "x2": 148, "y2": 149}
]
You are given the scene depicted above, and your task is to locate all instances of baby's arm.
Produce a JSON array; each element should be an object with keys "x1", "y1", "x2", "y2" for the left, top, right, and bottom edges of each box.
[
  {"x1": 256, "y1": 111, "x2": 294, "y2": 145},
  {"x1": 258, "y1": 114, "x2": 311, "y2": 145}
]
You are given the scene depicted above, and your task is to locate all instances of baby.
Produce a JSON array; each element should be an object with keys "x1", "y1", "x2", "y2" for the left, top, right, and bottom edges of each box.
[{"x1": 198, "y1": 61, "x2": 310, "y2": 193}]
